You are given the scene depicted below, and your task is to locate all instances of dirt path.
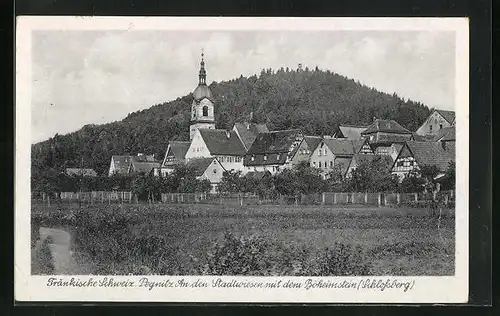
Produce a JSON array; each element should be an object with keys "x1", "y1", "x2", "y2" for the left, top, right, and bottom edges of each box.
[{"x1": 35, "y1": 227, "x2": 80, "y2": 274}]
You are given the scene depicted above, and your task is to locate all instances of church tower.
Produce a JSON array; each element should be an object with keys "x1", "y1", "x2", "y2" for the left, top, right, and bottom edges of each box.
[{"x1": 190, "y1": 49, "x2": 215, "y2": 140}]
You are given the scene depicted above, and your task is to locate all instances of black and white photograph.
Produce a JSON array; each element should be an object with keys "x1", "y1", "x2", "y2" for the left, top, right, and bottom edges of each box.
[{"x1": 15, "y1": 17, "x2": 469, "y2": 303}]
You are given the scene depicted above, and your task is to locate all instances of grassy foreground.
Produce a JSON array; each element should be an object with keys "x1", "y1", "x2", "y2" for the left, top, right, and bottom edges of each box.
[{"x1": 31, "y1": 203, "x2": 455, "y2": 276}]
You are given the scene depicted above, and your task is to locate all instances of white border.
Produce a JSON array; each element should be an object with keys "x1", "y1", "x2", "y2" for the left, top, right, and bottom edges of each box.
[{"x1": 15, "y1": 16, "x2": 469, "y2": 303}]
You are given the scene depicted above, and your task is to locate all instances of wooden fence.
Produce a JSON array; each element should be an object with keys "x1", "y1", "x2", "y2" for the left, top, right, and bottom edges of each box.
[
  {"x1": 161, "y1": 190, "x2": 455, "y2": 207},
  {"x1": 58, "y1": 191, "x2": 133, "y2": 203}
]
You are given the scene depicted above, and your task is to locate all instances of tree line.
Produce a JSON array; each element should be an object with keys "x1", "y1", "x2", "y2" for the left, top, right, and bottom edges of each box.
[{"x1": 34, "y1": 159, "x2": 455, "y2": 202}]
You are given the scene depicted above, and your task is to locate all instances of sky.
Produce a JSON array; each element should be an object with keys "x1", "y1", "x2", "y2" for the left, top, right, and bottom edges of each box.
[{"x1": 31, "y1": 30, "x2": 456, "y2": 143}]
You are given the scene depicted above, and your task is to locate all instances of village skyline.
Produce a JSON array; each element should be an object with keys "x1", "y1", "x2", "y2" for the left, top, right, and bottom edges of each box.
[{"x1": 31, "y1": 29, "x2": 455, "y2": 143}]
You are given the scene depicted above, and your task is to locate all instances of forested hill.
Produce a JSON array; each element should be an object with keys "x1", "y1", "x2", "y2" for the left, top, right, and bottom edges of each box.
[{"x1": 32, "y1": 67, "x2": 431, "y2": 176}]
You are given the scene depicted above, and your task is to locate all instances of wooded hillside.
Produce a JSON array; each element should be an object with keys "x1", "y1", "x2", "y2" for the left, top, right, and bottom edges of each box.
[{"x1": 32, "y1": 67, "x2": 431, "y2": 177}]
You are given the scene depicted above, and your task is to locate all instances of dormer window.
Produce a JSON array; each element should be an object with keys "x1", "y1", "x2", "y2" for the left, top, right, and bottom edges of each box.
[
  {"x1": 263, "y1": 155, "x2": 267, "y2": 161},
  {"x1": 276, "y1": 154, "x2": 280, "y2": 160},
  {"x1": 203, "y1": 106, "x2": 209, "y2": 116},
  {"x1": 251, "y1": 155, "x2": 255, "y2": 161}
]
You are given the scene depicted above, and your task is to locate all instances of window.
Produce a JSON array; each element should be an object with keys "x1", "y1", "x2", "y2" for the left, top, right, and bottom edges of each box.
[
  {"x1": 263, "y1": 155, "x2": 267, "y2": 161},
  {"x1": 313, "y1": 162, "x2": 316, "y2": 167},
  {"x1": 213, "y1": 169, "x2": 217, "y2": 174},
  {"x1": 251, "y1": 155, "x2": 255, "y2": 161},
  {"x1": 397, "y1": 161, "x2": 403, "y2": 167},
  {"x1": 202, "y1": 106, "x2": 209, "y2": 116},
  {"x1": 330, "y1": 161, "x2": 333, "y2": 168},
  {"x1": 429, "y1": 125, "x2": 433, "y2": 132},
  {"x1": 439, "y1": 124, "x2": 443, "y2": 130},
  {"x1": 318, "y1": 150, "x2": 321, "y2": 156},
  {"x1": 276, "y1": 154, "x2": 280, "y2": 160},
  {"x1": 319, "y1": 162, "x2": 322, "y2": 168}
]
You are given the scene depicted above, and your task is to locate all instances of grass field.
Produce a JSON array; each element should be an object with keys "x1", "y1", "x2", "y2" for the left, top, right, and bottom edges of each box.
[{"x1": 31, "y1": 202, "x2": 455, "y2": 276}]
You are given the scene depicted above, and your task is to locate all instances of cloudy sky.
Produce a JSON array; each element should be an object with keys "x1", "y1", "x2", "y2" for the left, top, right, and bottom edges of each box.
[{"x1": 31, "y1": 30, "x2": 455, "y2": 143}]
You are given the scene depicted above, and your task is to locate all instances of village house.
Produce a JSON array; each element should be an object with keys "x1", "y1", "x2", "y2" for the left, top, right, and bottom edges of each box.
[
  {"x1": 415, "y1": 109, "x2": 455, "y2": 136},
  {"x1": 332, "y1": 124, "x2": 369, "y2": 140},
  {"x1": 185, "y1": 129, "x2": 247, "y2": 172},
  {"x1": 391, "y1": 141, "x2": 454, "y2": 181},
  {"x1": 65, "y1": 168, "x2": 98, "y2": 177},
  {"x1": 345, "y1": 154, "x2": 393, "y2": 179},
  {"x1": 243, "y1": 129, "x2": 304, "y2": 174},
  {"x1": 232, "y1": 120, "x2": 269, "y2": 151},
  {"x1": 309, "y1": 137, "x2": 364, "y2": 179},
  {"x1": 186, "y1": 157, "x2": 226, "y2": 193},
  {"x1": 127, "y1": 154, "x2": 161, "y2": 175},
  {"x1": 151, "y1": 141, "x2": 191, "y2": 177},
  {"x1": 289, "y1": 136, "x2": 322, "y2": 167},
  {"x1": 108, "y1": 155, "x2": 133, "y2": 176},
  {"x1": 361, "y1": 118, "x2": 414, "y2": 155}
]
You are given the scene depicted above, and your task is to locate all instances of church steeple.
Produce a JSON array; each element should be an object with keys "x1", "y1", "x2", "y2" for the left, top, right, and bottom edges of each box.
[{"x1": 199, "y1": 48, "x2": 206, "y2": 85}]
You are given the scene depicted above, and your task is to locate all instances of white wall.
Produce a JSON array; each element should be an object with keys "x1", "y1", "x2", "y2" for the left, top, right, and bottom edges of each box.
[{"x1": 185, "y1": 130, "x2": 212, "y2": 160}]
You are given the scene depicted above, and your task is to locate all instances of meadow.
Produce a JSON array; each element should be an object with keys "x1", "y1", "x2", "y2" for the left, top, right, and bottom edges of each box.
[{"x1": 31, "y1": 202, "x2": 455, "y2": 276}]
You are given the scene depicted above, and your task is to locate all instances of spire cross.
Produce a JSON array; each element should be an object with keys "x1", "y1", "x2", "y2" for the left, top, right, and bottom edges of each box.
[{"x1": 201, "y1": 47, "x2": 204, "y2": 60}]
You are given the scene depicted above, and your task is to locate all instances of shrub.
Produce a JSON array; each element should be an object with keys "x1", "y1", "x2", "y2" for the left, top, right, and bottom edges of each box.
[
  {"x1": 199, "y1": 232, "x2": 273, "y2": 275},
  {"x1": 32, "y1": 236, "x2": 54, "y2": 275},
  {"x1": 317, "y1": 243, "x2": 371, "y2": 276}
]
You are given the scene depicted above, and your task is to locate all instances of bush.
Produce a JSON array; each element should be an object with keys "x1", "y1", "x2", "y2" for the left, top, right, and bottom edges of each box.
[
  {"x1": 199, "y1": 232, "x2": 273, "y2": 275},
  {"x1": 317, "y1": 243, "x2": 371, "y2": 276},
  {"x1": 32, "y1": 236, "x2": 54, "y2": 275}
]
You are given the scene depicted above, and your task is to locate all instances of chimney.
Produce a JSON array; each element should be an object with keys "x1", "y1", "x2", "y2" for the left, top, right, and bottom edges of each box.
[
  {"x1": 226, "y1": 131, "x2": 231, "y2": 139},
  {"x1": 246, "y1": 122, "x2": 250, "y2": 130},
  {"x1": 137, "y1": 153, "x2": 143, "y2": 157}
]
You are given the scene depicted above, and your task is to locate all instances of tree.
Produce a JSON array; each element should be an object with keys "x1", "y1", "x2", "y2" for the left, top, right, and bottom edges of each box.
[
  {"x1": 348, "y1": 156, "x2": 399, "y2": 192},
  {"x1": 218, "y1": 170, "x2": 243, "y2": 193},
  {"x1": 439, "y1": 161, "x2": 455, "y2": 190}
]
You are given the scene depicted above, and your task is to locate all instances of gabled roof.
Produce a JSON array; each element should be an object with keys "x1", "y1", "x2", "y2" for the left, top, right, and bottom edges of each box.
[
  {"x1": 233, "y1": 122, "x2": 269, "y2": 150},
  {"x1": 199, "y1": 129, "x2": 247, "y2": 156},
  {"x1": 404, "y1": 141, "x2": 454, "y2": 171},
  {"x1": 246, "y1": 129, "x2": 303, "y2": 155},
  {"x1": 338, "y1": 124, "x2": 369, "y2": 140},
  {"x1": 303, "y1": 136, "x2": 322, "y2": 151},
  {"x1": 352, "y1": 139, "x2": 373, "y2": 154},
  {"x1": 323, "y1": 138, "x2": 357, "y2": 156},
  {"x1": 438, "y1": 126, "x2": 456, "y2": 142},
  {"x1": 66, "y1": 168, "x2": 98, "y2": 177},
  {"x1": 361, "y1": 119, "x2": 412, "y2": 135},
  {"x1": 186, "y1": 157, "x2": 223, "y2": 177},
  {"x1": 435, "y1": 109, "x2": 455, "y2": 125},
  {"x1": 111, "y1": 155, "x2": 133, "y2": 174},
  {"x1": 130, "y1": 159, "x2": 161, "y2": 174},
  {"x1": 167, "y1": 141, "x2": 191, "y2": 160}
]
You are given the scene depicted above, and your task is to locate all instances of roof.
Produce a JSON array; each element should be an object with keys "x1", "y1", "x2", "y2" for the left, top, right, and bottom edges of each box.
[
  {"x1": 233, "y1": 122, "x2": 269, "y2": 150},
  {"x1": 111, "y1": 155, "x2": 133, "y2": 174},
  {"x1": 168, "y1": 141, "x2": 191, "y2": 160},
  {"x1": 361, "y1": 119, "x2": 412, "y2": 135},
  {"x1": 440, "y1": 126, "x2": 456, "y2": 142},
  {"x1": 186, "y1": 157, "x2": 221, "y2": 177},
  {"x1": 65, "y1": 168, "x2": 97, "y2": 177},
  {"x1": 323, "y1": 138, "x2": 357, "y2": 156},
  {"x1": 130, "y1": 158, "x2": 161, "y2": 174},
  {"x1": 199, "y1": 129, "x2": 247, "y2": 156},
  {"x1": 303, "y1": 136, "x2": 322, "y2": 151},
  {"x1": 405, "y1": 141, "x2": 454, "y2": 171},
  {"x1": 193, "y1": 84, "x2": 213, "y2": 101},
  {"x1": 338, "y1": 124, "x2": 368, "y2": 140},
  {"x1": 371, "y1": 133, "x2": 414, "y2": 144},
  {"x1": 246, "y1": 129, "x2": 303, "y2": 155},
  {"x1": 435, "y1": 109, "x2": 455, "y2": 125},
  {"x1": 412, "y1": 133, "x2": 435, "y2": 142}
]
